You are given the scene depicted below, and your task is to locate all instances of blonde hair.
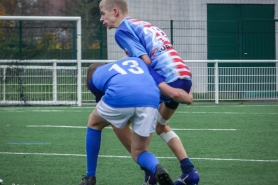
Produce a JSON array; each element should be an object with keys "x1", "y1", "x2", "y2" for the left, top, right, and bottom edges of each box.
[{"x1": 99, "y1": 0, "x2": 128, "y2": 14}]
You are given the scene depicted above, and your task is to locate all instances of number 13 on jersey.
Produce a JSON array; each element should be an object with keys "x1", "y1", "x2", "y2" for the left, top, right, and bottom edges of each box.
[{"x1": 109, "y1": 60, "x2": 145, "y2": 75}]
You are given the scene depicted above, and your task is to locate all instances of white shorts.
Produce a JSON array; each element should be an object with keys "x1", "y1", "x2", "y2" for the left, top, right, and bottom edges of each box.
[{"x1": 96, "y1": 99, "x2": 158, "y2": 137}]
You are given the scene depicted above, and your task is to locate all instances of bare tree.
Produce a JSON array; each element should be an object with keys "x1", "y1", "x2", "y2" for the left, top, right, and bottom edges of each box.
[{"x1": 59, "y1": 0, "x2": 102, "y2": 50}]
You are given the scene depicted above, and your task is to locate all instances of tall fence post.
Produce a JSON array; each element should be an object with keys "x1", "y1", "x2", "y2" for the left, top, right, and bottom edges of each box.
[
  {"x1": 214, "y1": 61, "x2": 219, "y2": 104},
  {"x1": 276, "y1": 62, "x2": 278, "y2": 91},
  {"x1": 170, "y1": 20, "x2": 173, "y2": 45},
  {"x1": 3, "y1": 67, "x2": 6, "y2": 101},
  {"x1": 77, "y1": 18, "x2": 82, "y2": 106},
  {"x1": 18, "y1": 20, "x2": 24, "y2": 101},
  {"x1": 53, "y1": 61, "x2": 57, "y2": 103},
  {"x1": 72, "y1": 23, "x2": 77, "y2": 60}
]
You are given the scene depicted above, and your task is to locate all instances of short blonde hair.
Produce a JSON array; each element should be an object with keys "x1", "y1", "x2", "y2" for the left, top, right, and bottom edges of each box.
[{"x1": 99, "y1": 0, "x2": 128, "y2": 14}]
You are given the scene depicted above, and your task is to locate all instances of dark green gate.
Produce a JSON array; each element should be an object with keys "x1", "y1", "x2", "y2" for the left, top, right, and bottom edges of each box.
[{"x1": 207, "y1": 4, "x2": 276, "y2": 98}]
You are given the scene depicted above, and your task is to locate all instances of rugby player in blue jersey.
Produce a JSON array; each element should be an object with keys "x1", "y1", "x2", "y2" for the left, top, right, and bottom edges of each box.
[
  {"x1": 99, "y1": 0, "x2": 200, "y2": 185},
  {"x1": 78, "y1": 57, "x2": 175, "y2": 185}
]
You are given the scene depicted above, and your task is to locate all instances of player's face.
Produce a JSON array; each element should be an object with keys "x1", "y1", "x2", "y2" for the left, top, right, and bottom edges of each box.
[{"x1": 100, "y1": 6, "x2": 117, "y2": 29}]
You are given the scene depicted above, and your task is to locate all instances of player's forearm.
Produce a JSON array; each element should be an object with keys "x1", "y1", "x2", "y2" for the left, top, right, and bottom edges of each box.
[
  {"x1": 173, "y1": 88, "x2": 193, "y2": 105},
  {"x1": 158, "y1": 82, "x2": 193, "y2": 105},
  {"x1": 140, "y1": 54, "x2": 152, "y2": 66}
]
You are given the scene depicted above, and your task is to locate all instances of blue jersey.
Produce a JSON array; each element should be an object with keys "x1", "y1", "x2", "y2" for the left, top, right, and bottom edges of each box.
[
  {"x1": 88, "y1": 57, "x2": 160, "y2": 108},
  {"x1": 115, "y1": 17, "x2": 192, "y2": 83}
]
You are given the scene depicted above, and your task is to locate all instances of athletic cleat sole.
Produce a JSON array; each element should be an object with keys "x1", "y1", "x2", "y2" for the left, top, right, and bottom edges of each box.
[{"x1": 155, "y1": 164, "x2": 174, "y2": 185}]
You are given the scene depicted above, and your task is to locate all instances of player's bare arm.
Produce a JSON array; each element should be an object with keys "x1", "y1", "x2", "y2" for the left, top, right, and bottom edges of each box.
[
  {"x1": 140, "y1": 54, "x2": 152, "y2": 66},
  {"x1": 158, "y1": 82, "x2": 193, "y2": 105},
  {"x1": 141, "y1": 54, "x2": 193, "y2": 104}
]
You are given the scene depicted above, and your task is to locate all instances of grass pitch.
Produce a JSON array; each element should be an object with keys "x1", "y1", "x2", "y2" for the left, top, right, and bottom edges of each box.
[{"x1": 0, "y1": 104, "x2": 278, "y2": 184}]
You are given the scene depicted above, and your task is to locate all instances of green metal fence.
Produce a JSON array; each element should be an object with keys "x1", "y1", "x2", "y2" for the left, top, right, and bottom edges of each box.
[
  {"x1": 0, "y1": 19, "x2": 107, "y2": 60},
  {"x1": 0, "y1": 19, "x2": 276, "y2": 61}
]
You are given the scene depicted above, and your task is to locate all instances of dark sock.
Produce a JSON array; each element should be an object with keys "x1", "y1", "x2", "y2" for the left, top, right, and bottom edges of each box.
[
  {"x1": 141, "y1": 167, "x2": 152, "y2": 177},
  {"x1": 180, "y1": 158, "x2": 194, "y2": 174}
]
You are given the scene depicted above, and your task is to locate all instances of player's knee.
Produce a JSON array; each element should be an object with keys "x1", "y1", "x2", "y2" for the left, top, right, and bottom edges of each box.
[
  {"x1": 156, "y1": 123, "x2": 166, "y2": 135},
  {"x1": 87, "y1": 113, "x2": 94, "y2": 127},
  {"x1": 87, "y1": 112, "x2": 105, "y2": 130},
  {"x1": 159, "y1": 131, "x2": 180, "y2": 143},
  {"x1": 157, "y1": 112, "x2": 169, "y2": 125},
  {"x1": 187, "y1": 94, "x2": 193, "y2": 105}
]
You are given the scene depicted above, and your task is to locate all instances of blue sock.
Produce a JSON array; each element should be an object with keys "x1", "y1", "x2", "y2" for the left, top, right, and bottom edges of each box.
[
  {"x1": 86, "y1": 127, "x2": 102, "y2": 178},
  {"x1": 180, "y1": 158, "x2": 194, "y2": 174},
  {"x1": 137, "y1": 151, "x2": 159, "y2": 174}
]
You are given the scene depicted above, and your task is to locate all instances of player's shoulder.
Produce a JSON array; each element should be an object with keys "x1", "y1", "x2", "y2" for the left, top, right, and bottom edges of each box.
[
  {"x1": 117, "y1": 17, "x2": 131, "y2": 30},
  {"x1": 118, "y1": 57, "x2": 143, "y2": 64},
  {"x1": 116, "y1": 57, "x2": 147, "y2": 69}
]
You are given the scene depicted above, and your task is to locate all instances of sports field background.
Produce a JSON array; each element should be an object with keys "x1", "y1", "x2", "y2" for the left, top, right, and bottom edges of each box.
[{"x1": 0, "y1": 104, "x2": 278, "y2": 185}]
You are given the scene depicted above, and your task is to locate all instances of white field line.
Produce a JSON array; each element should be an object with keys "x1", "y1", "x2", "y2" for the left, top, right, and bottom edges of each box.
[
  {"x1": 0, "y1": 110, "x2": 86, "y2": 112},
  {"x1": 0, "y1": 108, "x2": 278, "y2": 115},
  {"x1": 0, "y1": 107, "x2": 95, "y2": 111},
  {"x1": 0, "y1": 152, "x2": 277, "y2": 162},
  {"x1": 0, "y1": 104, "x2": 277, "y2": 111},
  {"x1": 180, "y1": 104, "x2": 278, "y2": 107},
  {"x1": 26, "y1": 125, "x2": 236, "y2": 131},
  {"x1": 175, "y1": 111, "x2": 278, "y2": 115},
  {"x1": 1, "y1": 109, "x2": 277, "y2": 115}
]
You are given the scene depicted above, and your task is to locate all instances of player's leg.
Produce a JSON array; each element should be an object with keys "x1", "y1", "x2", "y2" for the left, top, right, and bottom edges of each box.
[
  {"x1": 157, "y1": 102, "x2": 199, "y2": 185},
  {"x1": 112, "y1": 121, "x2": 157, "y2": 184},
  {"x1": 157, "y1": 102, "x2": 188, "y2": 160},
  {"x1": 79, "y1": 105, "x2": 110, "y2": 185},
  {"x1": 131, "y1": 107, "x2": 174, "y2": 185},
  {"x1": 112, "y1": 120, "x2": 132, "y2": 153},
  {"x1": 132, "y1": 132, "x2": 174, "y2": 185}
]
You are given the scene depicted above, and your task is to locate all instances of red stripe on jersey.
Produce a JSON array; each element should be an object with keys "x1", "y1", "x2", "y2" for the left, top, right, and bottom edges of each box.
[
  {"x1": 176, "y1": 61, "x2": 190, "y2": 70},
  {"x1": 164, "y1": 41, "x2": 171, "y2": 45},
  {"x1": 176, "y1": 64, "x2": 185, "y2": 69},
  {"x1": 169, "y1": 52, "x2": 179, "y2": 57},
  {"x1": 176, "y1": 64, "x2": 190, "y2": 73},
  {"x1": 173, "y1": 58, "x2": 190, "y2": 71},
  {"x1": 145, "y1": 24, "x2": 153, "y2": 28},
  {"x1": 173, "y1": 58, "x2": 183, "y2": 63},
  {"x1": 180, "y1": 71, "x2": 192, "y2": 77}
]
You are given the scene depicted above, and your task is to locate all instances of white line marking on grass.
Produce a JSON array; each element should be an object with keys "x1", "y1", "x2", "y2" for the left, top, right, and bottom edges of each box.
[
  {"x1": 175, "y1": 111, "x2": 278, "y2": 115},
  {"x1": 27, "y1": 125, "x2": 87, "y2": 129},
  {"x1": 0, "y1": 152, "x2": 86, "y2": 157},
  {"x1": 1, "y1": 110, "x2": 86, "y2": 113},
  {"x1": 0, "y1": 111, "x2": 25, "y2": 112},
  {"x1": 180, "y1": 104, "x2": 278, "y2": 108},
  {"x1": 0, "y1": 107, "x2": 95, "y2": 112},
  {"x1": 171, "y1": 128, "x2": 236, "y2": 131},
  {"x1": 26, "y1": 125, "x2": 236, "y2": 131},
  {"x1": 7, "y1": 142, "x2": 51, "y2": 145},
  {"x1": 32, "y1": 110, "x2": 63, "y2": 112},
  {"x1": 190, "y1": 157, "x2": 278, "y2": 162},
  {"x1": 0, "y1": 152, "x2": 277, "y2": 162}
]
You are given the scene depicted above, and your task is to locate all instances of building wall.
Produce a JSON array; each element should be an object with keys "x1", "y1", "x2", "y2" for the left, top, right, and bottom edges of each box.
[
  {"x1": 108, "y1": 0, "x2": 278, "y2": 60},
  {"x1": 106, "y1": 0, "x2": 278, "y2": 92}
]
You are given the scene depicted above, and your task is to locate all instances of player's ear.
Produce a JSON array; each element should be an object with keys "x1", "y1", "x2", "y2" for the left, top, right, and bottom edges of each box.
[{"x1": 113, "y1": 7, "x2": 120, "y2": 16}]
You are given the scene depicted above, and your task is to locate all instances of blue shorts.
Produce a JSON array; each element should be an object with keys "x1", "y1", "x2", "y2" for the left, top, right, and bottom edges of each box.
[{"x1": 160, "y1": 79, "x2": 192, "y2": 110}]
